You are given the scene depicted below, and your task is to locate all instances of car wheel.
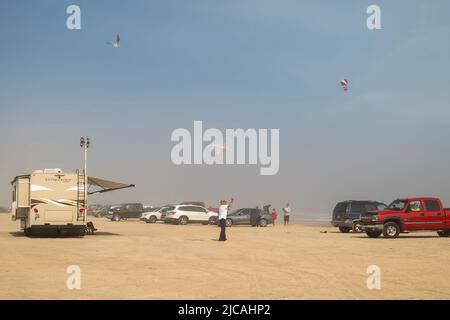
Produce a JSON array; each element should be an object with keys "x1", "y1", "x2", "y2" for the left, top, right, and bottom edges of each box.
[
  {"x1": 149, "y1": 215, "x2": 157, "y2": 223},
  {"x1": 352, "y1": 222, "x2": 364, "y2": 233},
  {"x1": 437, "y1": 230, "x2": 450, "y2": 237},
  {"x1": 208, "y1": 216, "x2": 217, "y2": 225},
  {"x1": 112, "y1": 214, "x2": 121, "y2": 222},
  {"x1": 338, "y1": 226, "x2": 351, "y2": 233},
  {"x1": 383, "y1": 222, "x2": 400, "y2": 238},
  {"x1": 366, "y1": 230, "x2": 382, "y2": 238},
  {"x1": 225, "y1": 218, "x2": 233, "y2": 227},
  {"x1": 179, "y1": 216, "x2": 188, "y2": 225},
  {"x1": 259, "y1": 219, "x2": 268, "y2": 227}
]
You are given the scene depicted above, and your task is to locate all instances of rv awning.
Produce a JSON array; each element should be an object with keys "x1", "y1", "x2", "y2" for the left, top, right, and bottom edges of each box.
[{"x1": 87, "y1": 176, "x2": 135, "y2": 195}]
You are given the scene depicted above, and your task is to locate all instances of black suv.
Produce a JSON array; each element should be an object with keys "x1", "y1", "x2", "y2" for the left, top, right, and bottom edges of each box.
[
  {"x1": 106, "y1": 203, "x2": 144, "y2": 221},
  {"x1": 331, "y1": 201, "x2": 387, "y2": 233}
]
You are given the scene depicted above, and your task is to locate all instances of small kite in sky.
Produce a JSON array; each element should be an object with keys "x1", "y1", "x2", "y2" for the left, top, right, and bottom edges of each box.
[
  {"x1": 106, "y1": 34, "x2": 120, "y2": 48},
  {"x1": 212, "y1": 144, "x2": 229, "y2": 151},
  {"x1": 340, "y1": 79, "x2": 349, "y2": 92}
]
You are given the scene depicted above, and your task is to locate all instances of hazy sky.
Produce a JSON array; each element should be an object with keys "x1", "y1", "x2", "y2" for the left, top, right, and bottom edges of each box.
[{"x1": 1, "y1": 1, "x2": 450, "y2": 217}]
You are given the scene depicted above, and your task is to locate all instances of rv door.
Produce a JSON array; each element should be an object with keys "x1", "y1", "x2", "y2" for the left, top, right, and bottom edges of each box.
[{"x1": 12, "y1": 177, "x2": 30, "y2": 221}]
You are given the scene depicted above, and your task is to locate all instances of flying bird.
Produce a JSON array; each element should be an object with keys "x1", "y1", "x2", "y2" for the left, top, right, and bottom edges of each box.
[
  {"x1": 106, "y1": 34, "x2": 120, "y2": 48},
  {"x1": 340, "y1": 79, "x2": 349, "y2": 92}
]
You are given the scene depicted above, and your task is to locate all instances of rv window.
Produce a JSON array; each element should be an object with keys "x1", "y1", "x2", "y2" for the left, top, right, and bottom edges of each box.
[{"x1": 12, "y1": 186, "x2": 16, "y2": 202}]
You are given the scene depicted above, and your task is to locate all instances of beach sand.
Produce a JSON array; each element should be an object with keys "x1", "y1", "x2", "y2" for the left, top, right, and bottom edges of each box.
[{"x1": 0, "y1": 213, "x2": 449, "y2": 299}]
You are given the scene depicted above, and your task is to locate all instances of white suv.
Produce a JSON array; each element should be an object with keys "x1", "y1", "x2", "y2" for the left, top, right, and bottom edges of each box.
[
  {"x1": 164, "y1": 205, "x2": 218, "y2": 225},
  {"x1": 141, "y1": 206, "x2": 175, "y2": 223}
]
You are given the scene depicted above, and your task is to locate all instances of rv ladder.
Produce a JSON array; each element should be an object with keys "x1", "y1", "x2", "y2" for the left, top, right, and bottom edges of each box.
[{"x1": 76, "y1": 171, "x2": 86, "y2": 222}]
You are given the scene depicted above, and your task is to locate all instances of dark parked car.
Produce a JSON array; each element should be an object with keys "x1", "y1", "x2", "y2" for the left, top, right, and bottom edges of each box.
[
  {"x1": 219, "y1": 208, "x2": 274, "y2": 227},
  {"x1": 331, "y1": 200, "x2": 387, "y2": 233},
  {"x1": 92, "y1": 205, "x2": 112, "y2": 217},
  {"x1": 106, "y1": 203, "x2": 144, "y2": 221}
]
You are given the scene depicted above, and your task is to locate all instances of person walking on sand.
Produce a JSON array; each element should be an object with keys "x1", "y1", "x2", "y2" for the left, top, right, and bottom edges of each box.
[
  {"x1": 272, "y1": 208, "x2": 278, "y2": 226},
  {"x1": 218, "y1": 198, "x2": 233, "y2": 241},
  {"x1": 283, "y1": 203, "x2": 291, "y2": 226}
]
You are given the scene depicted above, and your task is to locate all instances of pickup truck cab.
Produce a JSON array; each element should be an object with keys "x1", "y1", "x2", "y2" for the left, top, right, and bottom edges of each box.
[{"x1": 360, "y1": 197, "x2": 450, "y2": 238}]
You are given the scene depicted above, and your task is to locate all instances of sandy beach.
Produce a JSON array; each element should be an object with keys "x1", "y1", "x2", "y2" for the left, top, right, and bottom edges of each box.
[{"x1": 0, "y1": 213, "x2": 449, "y2": 300}]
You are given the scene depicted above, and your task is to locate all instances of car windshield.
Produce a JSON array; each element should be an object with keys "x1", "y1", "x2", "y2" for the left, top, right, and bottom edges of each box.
[{"x1": 387, "y1": 200, "x2": 406, "y2": 211}]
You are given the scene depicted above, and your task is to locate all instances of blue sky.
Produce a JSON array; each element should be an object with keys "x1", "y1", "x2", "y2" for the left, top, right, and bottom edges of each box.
[{"x1": 1, "y1": 1, "x2": 450, "y2": 216}]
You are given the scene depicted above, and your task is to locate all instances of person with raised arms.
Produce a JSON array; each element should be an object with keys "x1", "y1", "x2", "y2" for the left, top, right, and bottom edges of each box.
[{"x1": 218, "y1": 197, "x2": 234, "y2": 241}]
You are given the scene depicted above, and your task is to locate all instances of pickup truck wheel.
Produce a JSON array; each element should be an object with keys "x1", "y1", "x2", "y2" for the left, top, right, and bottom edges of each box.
[
  {"x1": 352, "y1": 222, "x2": 364, "y2": 233},
  {"x1": 437, "y1": 230, "x2": 450, "y2": 237},
  {"x1": 339, "y1": 226, "x2": 351, "y2": 233},
  {"x1": 366, "y1": 230, "x2": 382, "y2": 238},
  {"x1": 179, "y1": 216, "x2": 188, "y2": 225},
  {"x1": 259, "y1": 219, "x2": 268, "y2": 227},
  {"x1": 383, "y1": 222, "x2": 400, "y2": 238},
  {"x1": 112, "y1": 214, "x2": 121, "y2": 222}
]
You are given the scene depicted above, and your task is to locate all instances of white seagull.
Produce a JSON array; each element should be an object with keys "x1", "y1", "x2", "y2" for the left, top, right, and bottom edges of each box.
[{"x1": 106, "y1": 34, "x2": 120, "y2": 48}]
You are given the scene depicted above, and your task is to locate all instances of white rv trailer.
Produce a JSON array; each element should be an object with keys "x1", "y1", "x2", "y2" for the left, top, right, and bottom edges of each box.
[{"x1": 11, "y1": 169, "x2": 134, "y2": 236}]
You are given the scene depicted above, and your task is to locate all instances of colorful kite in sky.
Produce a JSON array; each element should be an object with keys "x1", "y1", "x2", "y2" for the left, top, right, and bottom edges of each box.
[{"x1": 340, "y1": 79, "x2": 349, "y2": 92}]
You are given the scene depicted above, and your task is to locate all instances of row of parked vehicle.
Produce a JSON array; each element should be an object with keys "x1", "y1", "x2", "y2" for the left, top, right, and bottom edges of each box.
[
  {"x1": 331, "y1": 197, "x2": 450, "y2": 239},
  {"x1": 88, "y1": 202, "x2": 274, "y2": 227}
]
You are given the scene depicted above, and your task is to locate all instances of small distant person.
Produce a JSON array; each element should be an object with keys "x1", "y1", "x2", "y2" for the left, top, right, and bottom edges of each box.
[
  {"x1": 272, "y1": 208, "x2": 278, "y2": 226},
  {"x1": 283, "y1": 203, "x2": 291, "y2": 226},
  {"x1": 218, "y1": 198, "x2": 234, "y2": 241}
]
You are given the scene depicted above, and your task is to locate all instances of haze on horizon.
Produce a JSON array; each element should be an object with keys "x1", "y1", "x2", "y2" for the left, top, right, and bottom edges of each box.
[{"x1": 1, "y1": 1, "x2": 450, "y2": 218}]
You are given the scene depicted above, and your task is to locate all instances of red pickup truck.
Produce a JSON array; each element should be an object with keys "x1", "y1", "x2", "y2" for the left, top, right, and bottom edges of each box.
[{"x1": 360, "y1": 197, "x2": 450, "y2": 238}]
